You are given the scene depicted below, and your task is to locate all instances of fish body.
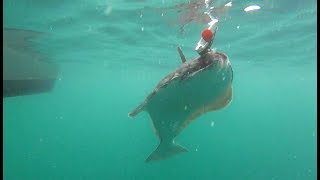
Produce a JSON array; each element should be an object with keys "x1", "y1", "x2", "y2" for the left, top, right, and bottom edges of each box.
[{"x1": 129, "y1": 51, "x2": 233, "y2": 162}]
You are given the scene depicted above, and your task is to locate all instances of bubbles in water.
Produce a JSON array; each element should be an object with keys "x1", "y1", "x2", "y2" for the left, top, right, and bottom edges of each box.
[
  {"x1": 225, "y1": 2, "x2": 232, "y2": 7},
  {"x1": 244, "y1": 5, "x2": 261, "y2": 12}
]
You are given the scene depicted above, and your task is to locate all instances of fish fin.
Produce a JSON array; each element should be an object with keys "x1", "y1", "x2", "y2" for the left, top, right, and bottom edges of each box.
[
  {"x1": 208, "y1": 85, "x2": 232, "y2": 111},
  {"x1": 145, "y1": 141, "x2": 188, "y2": 163},
  {"x1": 148, "y1": 115, "x2": 160, "y2": 138},
  {"x1": 177, "y1": 47, "x2": 187, "y2": 63},
  {"x1": 175, "y1": 84, "x2": 233, "y2": 136},
  {"x1": 128, "y1": 103, "x2": 145, "y2": 118}
]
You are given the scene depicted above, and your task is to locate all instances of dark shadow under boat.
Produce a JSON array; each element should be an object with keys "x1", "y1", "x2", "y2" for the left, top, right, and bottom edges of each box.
[{"x1": 3, "y1": 28, "x2": 59, "y2": 97}]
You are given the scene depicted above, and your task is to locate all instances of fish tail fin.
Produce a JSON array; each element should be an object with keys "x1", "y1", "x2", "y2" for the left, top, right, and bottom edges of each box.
[{"x1": 145, "y1": 141, "x2": 188, "y2": 163}]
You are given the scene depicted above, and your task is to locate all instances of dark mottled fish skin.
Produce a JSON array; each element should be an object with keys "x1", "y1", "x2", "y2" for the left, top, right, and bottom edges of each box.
[
  {"x1": 128, "y1": 51, "x2": 231, "y2": 118},
  {"x1": 128, "y1": 50, "x2": 233, "y2": 163}
]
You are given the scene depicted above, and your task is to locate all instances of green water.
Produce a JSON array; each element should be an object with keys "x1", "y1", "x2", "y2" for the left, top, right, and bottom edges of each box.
[{"x1": 3, "y1": 0, "x2": 317, "y2": 179}]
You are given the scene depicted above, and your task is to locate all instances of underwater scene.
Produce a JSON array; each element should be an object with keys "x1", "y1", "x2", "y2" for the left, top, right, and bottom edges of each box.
[{"x1": 3, "y1": 0, "x2": 317, "y2": 179}]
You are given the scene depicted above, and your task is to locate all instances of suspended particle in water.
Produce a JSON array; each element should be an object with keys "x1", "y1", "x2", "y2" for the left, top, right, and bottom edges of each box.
[
  {"x1": 39, "y1": 138, "x2": 43, "y2": 142},
  {"x1": 297, "y1": 171, "x2": 301, "y2": 177},
  {"x1": 158, "y1": 59, "x2": 161, "y2": 65},
  {"x1": 141, "y1": 27, "x2": 144, "y2": 31},
  {"x1": 308, "y1": 169, "x2": 312, "y2": 173},
  {"x1": 184, "y1": 105, "x2": 188, "y2": 110},
  {"x1": 211, "y1": 121, "x2": 215, "y2": 127},
  {"x1": 104, "y1": 5, "x2": 112, "y2": 16},
  {"x1": 87, "y1": 25, "x2": 92, "y2": 32},
  {"x1": 140, "y1": 14, "x2": 143, "y2": 18},
  {"x1": 161, "y1": 13, "x2": 164, "y2": 17},
  {"x1": 195, "y1": 148, "x2": 198, "y2": 152},
  {"x1": 236, "y1": 25, "x2": 240, "y2": 29}
]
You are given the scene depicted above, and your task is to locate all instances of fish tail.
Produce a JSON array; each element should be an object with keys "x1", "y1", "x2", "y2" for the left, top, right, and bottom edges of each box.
[{"x1": 145, "y1": 141, "x2": 188, "y2": 163}]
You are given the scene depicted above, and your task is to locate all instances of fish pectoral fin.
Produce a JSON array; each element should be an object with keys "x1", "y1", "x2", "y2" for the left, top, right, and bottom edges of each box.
[
  {"x1": 128, "y1": 103, "x2": 146, "y2": 118},
  {"x1": 193, "y1": 85, "x2": 233, "y2": 115},
  {"x1": 145, "y1": 141, "x2": 188, "y2": 163},
  {"x1": 208, "y1": 85, "x2": 233, "y2": 111},
  {"x1": 175, "y1": 85, "x2": 233, "y2": 136}
]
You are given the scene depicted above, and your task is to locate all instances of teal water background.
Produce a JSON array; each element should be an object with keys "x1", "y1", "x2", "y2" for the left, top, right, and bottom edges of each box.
[{"x1": 3, "y1": 0, "x2": 317, "y2": 179}]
